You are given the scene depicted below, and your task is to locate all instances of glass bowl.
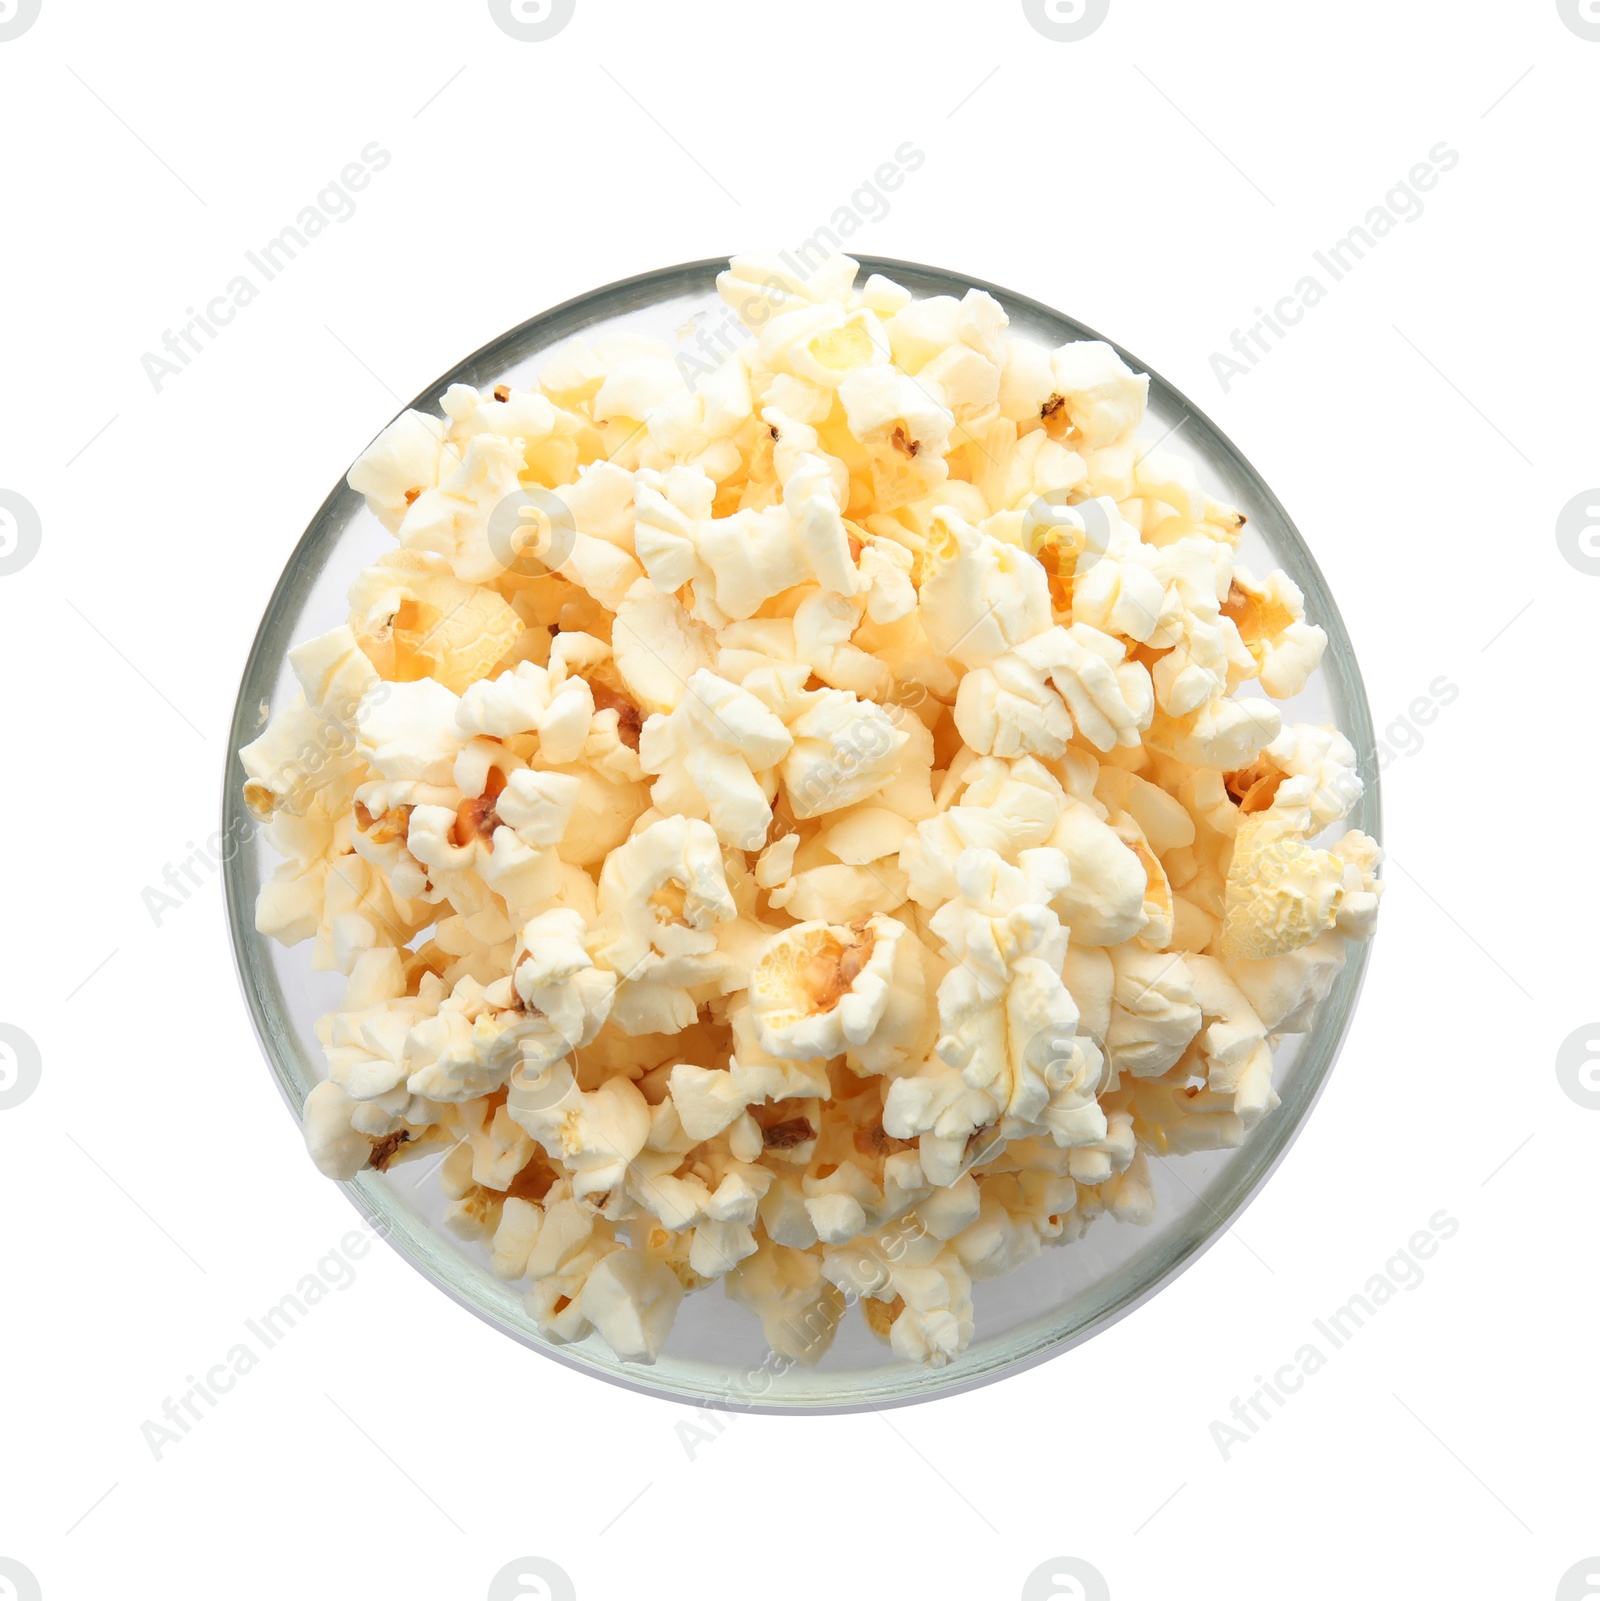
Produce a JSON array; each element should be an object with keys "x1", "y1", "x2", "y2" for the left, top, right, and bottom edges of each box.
[{"x1": 223, "y1": 255, "x2": 1380, "y2": 1412}]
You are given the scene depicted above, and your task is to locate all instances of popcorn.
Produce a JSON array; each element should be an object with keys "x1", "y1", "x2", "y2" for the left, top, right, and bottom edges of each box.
[
  {"x1": 1229, "y1": 722, "x2": 1362, "y2": 832},
  {"x1": 1045, "y1": 341, "x2": 1149, "y2": 450},
  {"x1": 1222, "y1": 568, "x2": 1328, "y2": 698},
  {"x1": 395, "y1": 433, "x2": 527, "y2": 586},
  {"x1": 836, "y1": 366, "x2": 956, "y2": 509},
  {"x1": 348, "y1": 410, "x2": 450, "y2": 532},
  {"x1": 611, "y1": 580, "x2": 717, "y2": 715},
  {"x1": 250, "y1": 251, "x2": 1379, "y2": 1370},
  {"x1": 303, "y1": 1079, "x2": 379, "y2": 1180},
  {"x1": 578, "y1": 1250, "x2": 685, "y2": 1363},
  {"x1": 592, "y1": 815, "x2": 740, "y2": 1034},
  {"x1": 752, "y1": 670, "x2": 909, "y2": 820},
  {"x1": 638, "y1": 669, "x2": 793, "y2": 849},
  {"x1": 1216, "y1": 813, "x2": 1349, "y2": 961},
  {"x1": 919, "y1": 848, "x2": 1087, "y2": 1128},
  {"x1": 1148, "y1": 696, "x2": 1282, "y2": 771},
  {"x1": 747, "y1": 914, "x2": 927, "y2": 1074},
  {"x1": 1047, "y1": 800, "x2": 1149, "y2": 946},
  {"x1": 920, "y1": 511, "x2": 1053, "y2": 668},
  {"x1": 1105, "y1": 945, "x2": 1202, "y2": 1079},
  {"x1": 355, "y1": 677, "x2": 464, "y2": 784},
  {"x1": 726, "y1": 1243, "x2": 845, "y2": 1364},
  {"x1": 512, "y1": 1069, "x2": 652, "y2": 1202},
  {"x1": 347, "y1": 551, "x2": 523, "y2": 694}
]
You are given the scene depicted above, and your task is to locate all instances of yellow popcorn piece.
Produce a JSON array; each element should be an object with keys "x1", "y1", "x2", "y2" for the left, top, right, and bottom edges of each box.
[{"x1": 1217, "y1": 813, "x2": 1347, "y2": 960}]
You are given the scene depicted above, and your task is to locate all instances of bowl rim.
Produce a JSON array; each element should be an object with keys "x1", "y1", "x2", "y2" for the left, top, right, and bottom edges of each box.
[{"x1": 223, "y1": 252, "x2": 1381, "y2": 1413}]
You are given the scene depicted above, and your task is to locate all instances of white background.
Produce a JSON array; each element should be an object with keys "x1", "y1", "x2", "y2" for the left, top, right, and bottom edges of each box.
[{"x1": 2, "y1": 1, "x2": 1594, "y2": 1597}]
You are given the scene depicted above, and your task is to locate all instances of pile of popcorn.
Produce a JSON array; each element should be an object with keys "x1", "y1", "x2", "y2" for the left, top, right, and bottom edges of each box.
[{"x1": 241, "y1": 251, "x2": 1381, "y2": 1369}]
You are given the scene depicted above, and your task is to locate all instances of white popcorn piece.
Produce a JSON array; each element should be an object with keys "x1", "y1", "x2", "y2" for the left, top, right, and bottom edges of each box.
[
  {"x1": 793, "y1": 589, "x2": 891, "y2": 700},
  {"x1": 759, "y1": 301, "x2": 892, "y2": 389},
  {"x1": 348, "y1": 410, "x2": 450, "y2": 532},
  {"x1": 1106, "y1": 944, "x2": 1203, "y2": 1079},
  {"x1": 726, "y1": 1243, "x2": 846, "y2": 1365},
  {"x1": 611, "y1": 580, "x2": 718, "y2": 715},
  {"x1": 747, "y1": 914, "x2": 927, "y2": 1074},
  {"x1": 836, "y1": 365, "x2": 956, "y2": 509},
  {"x1": 395, "y1": 433, "x2": 527, "y2": 586},
  {"x1": 884, "y1": 289, "x2": 1006, "y2": 373},
  {"x1": 718, "y1": 250, "x2": 858, "y2": 325},
  {"x1": 998, "y1": 334, "x2": 1056, "y2": 422},
  {"x1": 496, "y1": 768, "x2": 581, "y2": 848},
  {"x1": 1058, "y1": 500, "x2": 1166, "y2": 643},
  {"x1": 1046, "y1": 800, "x2": 1148, "y2": 947},
  {"x1": 1224, "y1": 567, "x2": 1328, "y2": 698},
  {"x1": 514, "y1": 1069, "x2": 651, "y2": 1203},
  {"x1": 355, "y1": 677, "x2": 464, "y2": 784},
  {"x1": 1330, "y1": 830, "x2": 1384, "y2": 939},
  {"x1": 1046, "y1": 340, "x2": 1149, "y2": 449},
  {"x1": 511, "y1": 907, "x2": 617, "y2": 1056},
  {"x1": 760, "y1": 673, "x2": 909, "y2": 820},
  {"x1": 1148, "y1": 696, "x2": 1283, "y2": 771},
  {"x1": 403, "y1": 976, "x2": 546, "y2": 1103},
  {"x1": 248, "y1": 250, "x2": 1378, "y2": 1371},
  {"x1": 919, "y1": 849, "x2": 1092, "y2": 1130},
  {"x1": 578, "y1": 1249, "x2": 685, "y2": 1363},
  {"x1": 241, "y1": 626, "x2": 378, "y2": 820},
  {"x1": 1226, "y1": 930, "x2": 1347, "y2": 1033},
  {"x1": 638, "y1": 669, "x2": 793, "y2": 850},
  {"x1": 1235, "y1": 722, "x2": 1364, "y2": 832},
  {"x1": 592, "y1": 815, "x2": 740, "y2": 1034},
  {"x1": 919, "y1": 510, "x2": 1054, "y2": 668},
  {"x1": 302, "y1": 1079, "x2": 374, "y2": 1180}
]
